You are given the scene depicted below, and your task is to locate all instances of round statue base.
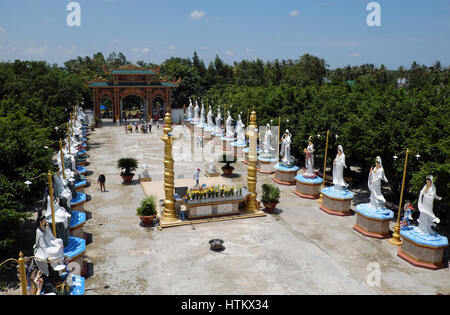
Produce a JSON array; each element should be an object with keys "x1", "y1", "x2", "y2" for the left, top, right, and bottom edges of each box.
[
  {"x1": 294, "y1": 174, "x2": 323, "y2": 199},
  {"x1": 353, "y1": 204, "x2": 394, "y2": 239},
  {"x1": 257, "y1": 156, "x2": 278, "y2": 174},
  {"x1": 319, "y1": 186, "x2": 354, "y2": 216},
  {"x1": 397, "y1": 226, "x2": 448, "y2": 270},
  {"x1": 272, "y1": 164, "x2": 299, "y2": 186}
]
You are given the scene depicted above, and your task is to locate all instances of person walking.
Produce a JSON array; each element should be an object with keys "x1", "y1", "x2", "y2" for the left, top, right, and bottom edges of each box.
[
  {"x1": 124, "y1": 123, "x2": 128, "y2": 134},
  {"x1": 193, "y1": 168, "x2": 201, "y2": 187},
  {"x1": 98, "y1": 173, "x2": 106, "y2": 192},
  {"x1": 128, "y1": 123, "x2": 133, "y2": 133},
  {"x1": 149, "y1": 119, "x2": 153, "y2": 134}
]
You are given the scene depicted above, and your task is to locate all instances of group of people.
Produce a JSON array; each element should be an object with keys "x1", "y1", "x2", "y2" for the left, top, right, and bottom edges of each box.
[{"x1": 124, "y1": 119, "x2": 159, "y2": 134}]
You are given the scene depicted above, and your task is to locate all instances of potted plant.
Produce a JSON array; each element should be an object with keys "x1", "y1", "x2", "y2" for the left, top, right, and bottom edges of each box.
[
  {"x1": 218, "y1": 154, "x2": 237, "y2": 177},
  {"x1": 136, "y1": 195, "x2": 158, "y2": 227},
  {"x1": 117, "y1": 157, "x2": 139, "y2": 184},
  {"x1": 261, "y1": 183, "x2": 280, "y2": 212}
]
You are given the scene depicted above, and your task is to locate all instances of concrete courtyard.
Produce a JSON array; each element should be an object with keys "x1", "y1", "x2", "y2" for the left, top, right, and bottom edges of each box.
[{"x1": 81, "y1": 118, "x2": 449, "y2": 295}]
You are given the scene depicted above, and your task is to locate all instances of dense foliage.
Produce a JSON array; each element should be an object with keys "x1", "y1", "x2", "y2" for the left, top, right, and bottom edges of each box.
[{"x1": 0, "y1": 51, "x2": 448, "y2": 259}]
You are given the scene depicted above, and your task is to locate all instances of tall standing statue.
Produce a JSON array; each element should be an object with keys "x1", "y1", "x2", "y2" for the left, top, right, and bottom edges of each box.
[
  {"x1": 262, "y1": 123, "x2": 274, "y2": 157},
  {"x1": 280, "y1": 129, "x2": 294, "y2": 166},
  {"x1": 304, "y1": 136, "x2": 315, "y2": 177},
  {"x1": 214, "y1": 107, "x2": 223, "y2": 136},
  {"x1": 199, "y1": 102, "x2": 206, "y2": 128},
  {"x1": 225, "y1": 111, "x2": 234, "y2": 139},
  {"x1": 193, "y1": 100, "x2": 200, "y2": 123},
  {"x1": 332, "y1": 145, "x2": 347, "y2": 189},
  {"x1": 235, "y1": 114, "x2": 246, "y2": 144},
  {"x1": 417, "y1": 175, "x2": 442, "y2": 234},
  {"x1": 188, "y1": 99, "x2": 194, "y2": 120},
  {"x1": 33, "y1": 214, "x2": 65, "y2": 277},
  {"x1": 368, "y1": 156, "x2": 388, "y2": 209},
  {"x1": 206, "y1": 106, "x2": 215, "y2": 131}
]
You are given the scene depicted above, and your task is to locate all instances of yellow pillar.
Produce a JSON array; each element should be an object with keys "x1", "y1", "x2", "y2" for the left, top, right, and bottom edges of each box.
[
  {"x1": 161, "y1": 113, "x2": 177, "y2": 222},
  {"x1": 18, "y1": 252, "x2": 28, "y2": 295},
  {"x1": 389, "y1": 148, "x2": 409, "y2": 246},
  {"x1": 67, "y1": 123, "x2": 71, "y2": 154},
  {"x1": 246, "y1": 109, "x2": 259, "y2": 213},
  {"x1": 48, "y1": 171, "x2": 56, "y2": 237},
  {"x1": 59, "y1": 139, "x2": 66, "y2": 179},
  {"x1": 318, "y1": 130, "x2": 330, "y2": 204}
]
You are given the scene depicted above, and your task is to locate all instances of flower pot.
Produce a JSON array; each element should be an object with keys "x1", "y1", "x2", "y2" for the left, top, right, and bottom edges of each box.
[
  {"x1": 139, "y1": 215, "x2": 156, "y2": 227},
  {"x1": 121, "y1": 173, "x2": 135, "y2": 185},
  {"x1": 221, "y1": 166, "x2": 234, "y2": 177},
  {"x1": 262, "y1": 202, "x2": 278, "y2": 213}
]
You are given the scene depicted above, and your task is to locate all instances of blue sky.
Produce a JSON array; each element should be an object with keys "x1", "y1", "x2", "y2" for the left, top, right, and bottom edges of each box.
[{"x1": 0, "y1": 0, "x2": 449, "y2": 69}]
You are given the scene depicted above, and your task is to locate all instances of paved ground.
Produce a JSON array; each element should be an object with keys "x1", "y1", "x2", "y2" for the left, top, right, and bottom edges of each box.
[{"x1": 81, "y1": 118, "x2": 449, "y2": 295}]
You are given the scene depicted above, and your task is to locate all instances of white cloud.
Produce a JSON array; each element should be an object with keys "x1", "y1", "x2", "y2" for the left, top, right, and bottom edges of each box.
[
  {"x1": 189, "y1": 10, "x2": 205, "y2": 20},
  {"x1": 141, "y1": 47, "x2": 150, "y2": 54},
  {"x1": 0, "y1": 27, "x2": 5, "y2": 33},
  {"x1": 131, "y1": 48, "x2": 139, "y2": 53},
  {"x1": 290, "y1": 10, "x2": 300, "y2": 17},
  {"x1": 112, "y1": 39, "x2": 120, "y2": 44},
  {"x1": 168, "y1": 45, "x2": 176, "y2": 51},
  {"x1": 225, "y1": 50, "x2": 235, "y2": 56},
  {"x1": 23, "y1": 45, "x2": 48, "y2": 55},
  {"x1": 349, "y1": 52, "x2": 361, "y2": 57},
  {"x1": 245, "y1": 48, "x2": 253, "y2": 54}
]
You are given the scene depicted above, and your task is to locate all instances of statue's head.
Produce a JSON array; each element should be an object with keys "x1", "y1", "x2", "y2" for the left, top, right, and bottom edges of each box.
[{"x1": 375, "y1": 156, "x2": 382, "y2": 166}]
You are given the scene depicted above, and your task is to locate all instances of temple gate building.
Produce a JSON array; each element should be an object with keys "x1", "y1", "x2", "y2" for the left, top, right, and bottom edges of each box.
[{"x1": 86, "y1": 65, "x2": 181, "y2": 123}]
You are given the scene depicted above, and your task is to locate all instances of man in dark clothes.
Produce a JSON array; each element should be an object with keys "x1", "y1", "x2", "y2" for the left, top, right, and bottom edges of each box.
[{"x1": 98, "y1": 173, "x2": 106, "y2": 192}]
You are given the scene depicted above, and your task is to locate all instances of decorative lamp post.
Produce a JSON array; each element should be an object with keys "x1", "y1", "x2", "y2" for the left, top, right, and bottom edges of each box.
[
  {"x1": 161, "y1": 112, "x2": 177, "y2": 222},
  {"x1": 59, "y1": 139, "x2": 66, "y2": 179},
  {"x1": 389, "y1": 148, "x2": 420, "y2": 246},
  {"x1": 246, "y1": 108, "x2": 259, "y2": 213},
  {"x1": 67, "y1": 122, "x2": 71, "y2": 154},
  {"x1": 0, "y1": 252, "x2": 28, "y2": 295}
]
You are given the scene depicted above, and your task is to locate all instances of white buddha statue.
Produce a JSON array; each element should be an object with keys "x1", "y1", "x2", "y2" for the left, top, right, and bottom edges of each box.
[
  {"x1": 332, "y1": 145, "x2": 348, "y2": 189},
  {"x1": 262, "y1": 123, "x2": 274, "y2": 156},
  {"x1": 44, "y1": 196, "x2": 71, "y2": 232},
  {"x1": 304, "y1": 136, "x2": 315, "y2": 176},
  {"x1": 280, "y1": 129, "x2": 294, "y2": 166},
  {"x1": 235, "y1": 114, "x2": 245, "y2": 145},
  {"x1": 198, "y1": 103, "x2": 206, "y2": 128},
  {"x1": 214, "y1": 107, "x2": 223, "y2": 136},
  {"x1": 53, "y1": 174, "x2": 73, "y2": 211},
  {"x1": 187, "y1": 99, "x2": 194, "y2": 120},
  {"x1": 193, "y1": 101, "x2": 200, "y2": 123},
  {"x1": 417, "y1": 175, "x2": 442, "y2": 234},
  {"x1": 225, "y1": 111, "x2": 234, "y2": 139},
  {"x1": 206, "y1": 107, "x2": 215, "y2": 131},
  {"x1": 34, "y1": 214, "x2": 65, "y2": 277},
  {"x1": 368, "y1": 156, "x2": 388, "y2": 209}
]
